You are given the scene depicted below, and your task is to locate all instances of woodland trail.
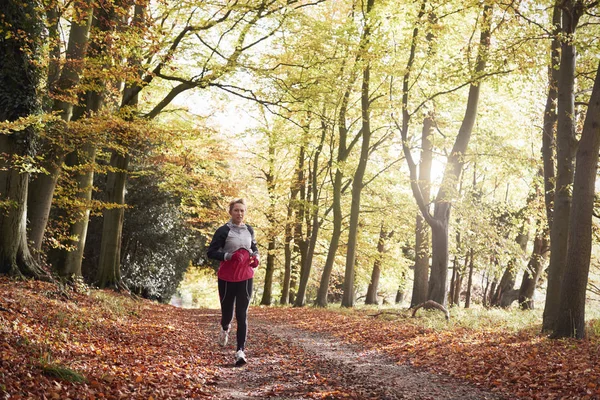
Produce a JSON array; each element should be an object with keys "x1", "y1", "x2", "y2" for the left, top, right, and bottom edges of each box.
[{"x1": 199, "y1": 308, "x2": 504, "y2": 399}]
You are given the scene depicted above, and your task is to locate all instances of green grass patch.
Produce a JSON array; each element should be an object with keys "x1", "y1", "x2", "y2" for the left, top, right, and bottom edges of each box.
[
  {"x1": 40, "y1": 363, "x2": 87, "y2": 383},
  {"x1": 91, "y1": 290, "x2": 140, "y2": 318}
]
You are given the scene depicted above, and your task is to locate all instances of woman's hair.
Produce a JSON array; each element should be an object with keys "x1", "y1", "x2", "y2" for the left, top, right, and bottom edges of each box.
[{"x1": 228, "y1": 198, "x2": 246, "y2": 212}]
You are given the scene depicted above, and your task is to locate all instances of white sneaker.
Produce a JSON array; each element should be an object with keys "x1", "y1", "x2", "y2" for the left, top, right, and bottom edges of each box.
[
  {"x1": 218, "y1": 328, "x2": 229, "y2": 347},
  {"x1": 235, "y1": 349, "x2": 247, "y2": 366}
]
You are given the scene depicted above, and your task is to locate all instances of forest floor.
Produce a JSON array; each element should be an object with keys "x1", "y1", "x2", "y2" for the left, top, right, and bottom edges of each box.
[{"x1": 1, "y1": 277, "x2": 599, "y2": 399}]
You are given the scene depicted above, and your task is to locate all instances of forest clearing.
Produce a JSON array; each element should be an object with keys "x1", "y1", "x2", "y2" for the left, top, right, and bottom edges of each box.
[{"x1": 1, "y1": 277, "x2": 599, "y2": 399}]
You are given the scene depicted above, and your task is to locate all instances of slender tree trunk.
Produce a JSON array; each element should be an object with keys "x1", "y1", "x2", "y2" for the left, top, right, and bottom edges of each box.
[
  {"x1": 465, "y1": 249, "x2": 474, "y2": 308},
  {"x1": 280, "y1": 196, "x2": 294, "y2": 304},
  {"x1": 519, "y1": 227, "x2": 549, "y2": 309},
  {"x1": 316, "y1": 169, "x2": 343, "y2": 307},
  {"x1": 411, "y1": 115, "x2": 432, "y2": 307},
  {"x1": 292, "y1": 143, "x2": 309, "y2": 306},
  {"x1": 261, "y1": 238, "x2": 276, "y2": 305},
  {"x1": 366, "y1": 224, "x2": 388, "y2": 305},
  {"x1": 295, "y1": 121, "x2": 326, "y2": 307},
  {"x1": 449, "y1": 257, "x2": 457, "y2": 306},
  {"x1": 96, "y1": 151, "x2": 129, "y2": 288},
  {"x1": 340, "y1": 0, "x2": 376, "y2": 308},
  {"x1": 261, "y1": 137, "x2": 277, "y2": 306},
  {"x1": 543, "y1": 1, "x2": 581, "y2": 332},
  {"x1": 552, "y1": 61, "x2": 600, "y2": 339}
]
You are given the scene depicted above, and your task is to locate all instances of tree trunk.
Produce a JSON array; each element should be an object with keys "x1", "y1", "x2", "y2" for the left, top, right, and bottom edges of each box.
[
  {"x1": 96, "y1": 151, "x2": 129, "y2": 288},
  {"x1": 519, "y1": 227, "x2": 549, "y2": 309},
  {"x1": 280, "y1": 198, "x2": 294, "y2": 305},
  {"x1": 449, "y1": 257, "x2": 457, "y2": 306},
  {"x1": 292, "y1": 143, "x2": 309, "y2": 307},
  {"x1": 366, "y1": 224, "x2": 389, "y2": 305},
  {"x1": 261, "y1": 137, "x2": 277, "y2": 306},
  {"x1": 316, "y1": 168, "x2": 343, "y2": 307},
  {"x1": 465, "y1": 249, "x2": 474, "y2": 308},
  {"x1": 552, "y1": 61, "x2": 600, "y2": 339},
  {"x1": 340, "y1": 0, "x2": 376, "y2": 308},
  {"x1": 400, "y1": 3, "x2": 491, "y2": 308},
  {"x1": 0, "y1": 0, "x2": 47, "y2": 278},
  {"x1": 411, "y1": 115, "x2": 433, "y2": 307},
  {"x1": 260, "y1": 238, "x2": 276, "y2": 305},
  {"x1": 542, "y1": 4, "x2": 561, "y2": 229},
  {"x1": 28, "y1": 2, "x2": 94, "y2": 256},
  {"x1": 543, "y1": 1, "x2": 581, "y2": 332},
  {"x1": 295, "y1": 121, "x2": 326, "y2": 307}
]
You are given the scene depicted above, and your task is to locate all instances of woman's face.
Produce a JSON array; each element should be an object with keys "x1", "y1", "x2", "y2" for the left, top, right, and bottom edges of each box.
[{"x1": 229, "y1": 203, "x2": 246, "y2": 225}]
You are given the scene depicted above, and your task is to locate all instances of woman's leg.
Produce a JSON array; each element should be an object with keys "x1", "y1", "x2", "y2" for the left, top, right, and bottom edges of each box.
[
  {"x1": 235, "y1": 278, "x2": 253, "y2": 351},
  {"x1": 218, "y1": 279, "x2": 235, "y2": 331}
]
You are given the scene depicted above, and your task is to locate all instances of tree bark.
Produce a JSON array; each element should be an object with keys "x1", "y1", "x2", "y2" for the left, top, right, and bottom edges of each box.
[
  {"x1": 552, "y1": 60, "x2": 600, "y2": 339},
  {"x1": 465, "y1": 249, "x2": 474, "y2": 308},
  {"x1": 366, "y1": 224, "x2": 390, "y2": 305},
  {"x1": 295, "y1": 120, "x2": 326, "y2": 307},
  {"x1": 411, "y1": 115, "x2": 433, "y2": 307},
  {"x1": 0, "y1": 0, "x2": 48, "y2": 278},
  {"x1": 543, "y1": 0, "x2": 581, "y2": 332},
  {"x1": 519, "y1": 226, "x2": 549, "y2": 309},
  {"x1": 28, "y1": 1, "x2": 94, "y2": 256},
  {"x1": 340, "y1": 0, "x2": 376, "y2": 308},
  {"x1": 261, "y1": 137, "x2": 277, "y2": 306},
  {"x1": 316, "y1": 55, "x2": 360, "y2": 308},
  {"x1": 96, "y1": 151, "x2": 129, "y2": 288},
  {"x1": 280, "y1": 199, "x2": 294, "y2": 305},
  {"x1": 261, "y1": 238, "x2": 276, "y2": 305}
]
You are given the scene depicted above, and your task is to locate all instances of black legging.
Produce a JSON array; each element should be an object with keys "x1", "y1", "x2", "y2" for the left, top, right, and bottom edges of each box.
[{"x1": 218, "y1": 278, "x2": 253, "y2": 351}]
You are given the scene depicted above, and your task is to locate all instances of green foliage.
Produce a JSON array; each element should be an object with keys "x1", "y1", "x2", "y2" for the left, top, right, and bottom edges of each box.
[
  {"x1": 0, "y1": 0, "x2": 43, "y2": 123},
  {"x1": 175, "y1": 264, "x2": 219, "y2": 309},
  {"x1": 39, "y1": 353, "x2": 87, "y2": 383}
]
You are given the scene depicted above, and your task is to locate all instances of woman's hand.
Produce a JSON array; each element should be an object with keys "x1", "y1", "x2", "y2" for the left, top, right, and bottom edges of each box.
[{"x1": 249, "y1": 255, "x2": 260, "y2": 268}]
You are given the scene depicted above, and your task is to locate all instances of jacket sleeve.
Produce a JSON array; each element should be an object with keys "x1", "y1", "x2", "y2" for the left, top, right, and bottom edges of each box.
[
  {"x1": 206, "y1": 225, "x2": 229, "y2": 261},
  {"x1": 247, "y1": 225, "x2": 259, "y2": 256}
]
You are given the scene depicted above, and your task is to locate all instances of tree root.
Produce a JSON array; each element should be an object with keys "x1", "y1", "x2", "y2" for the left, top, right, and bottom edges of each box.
[{"x1": 411, "y1": 300, "x2": 450, "y2": 320}]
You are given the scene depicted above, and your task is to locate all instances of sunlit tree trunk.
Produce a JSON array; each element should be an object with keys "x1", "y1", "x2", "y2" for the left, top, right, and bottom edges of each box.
[
  {"x1": 261, "y1": 138, "x2": 277, "y2": 305},
  {"x1": 280, "y1": 200, "x2": 294, "y2": 305},
  {"x1": 316, "y1": 63, "x2": 359, "y2": 308},
  {"x1": 0, "y1": 0, "x2": 48, "y2": 279},
  {"x1": 400, "y1": 3, "x2": 491, "y2": 307},
  {"x1": 465, "y1": 249, "x2": 474, "y2": 308},
  {"x1": 543, "y1": 1, "x2": 581, "y2": 332},
  {"x1": 261, "y1": 239, "x2": 276, "y2": 305},
  {"x1": 411, "y1": 115, "x2": 432, "y2": 307},
  {"x1": 341, "y1": 0, "x2": 376, "y2": 308},
  {"x1": 295, "y1": 121, "x2": 326, "y2": 307},
  {"x1": 28, "y1": 2, "x2": 94, "y2": 256},
  {"x1": 552, "y1": 61, "x2": 600, "y2": 339},
  {"x1": 519, "y1": 227, "x2": 549, "y2": 309},
  {"x1": 366, "y1": 223, "x2": 389, "y2": 305}
]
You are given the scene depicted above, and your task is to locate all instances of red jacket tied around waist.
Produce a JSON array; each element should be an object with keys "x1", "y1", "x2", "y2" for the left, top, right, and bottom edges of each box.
[{"x1": 217, "y1": 248, "x2": 255, "y2": 282}]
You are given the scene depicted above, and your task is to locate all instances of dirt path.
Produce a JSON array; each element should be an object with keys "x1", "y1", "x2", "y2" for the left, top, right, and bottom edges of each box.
[{"x1": 201, "y1": 309, "x2": 504, "y2": 399}]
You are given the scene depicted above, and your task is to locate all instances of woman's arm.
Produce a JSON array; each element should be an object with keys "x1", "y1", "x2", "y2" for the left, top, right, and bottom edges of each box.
[{"x1": 206, "y1": 225, "x2": 230, "y2": 261}]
